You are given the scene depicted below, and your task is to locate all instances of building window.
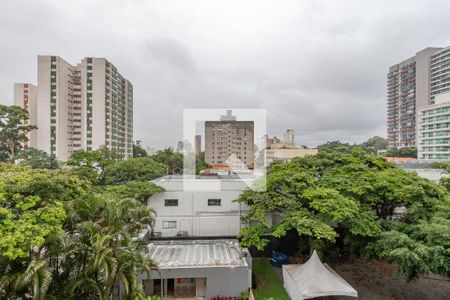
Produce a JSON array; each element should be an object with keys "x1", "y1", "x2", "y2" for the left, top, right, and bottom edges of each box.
[
  {"x1": 208, "y1": 199, "x2": 221, "y2": 206},
  {"x1": 163, "y1": 221, "x2": 177, "y2": 229},
  {"x1": 164, "y1": 199, "x2": 178, "y2": 206}
]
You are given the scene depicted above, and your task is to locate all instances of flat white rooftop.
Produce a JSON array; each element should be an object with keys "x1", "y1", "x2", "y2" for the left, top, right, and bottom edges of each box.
[
  {"x1": 151, "y1": 175, "x2": 257, "y2": 191},
  {"x1": 146, "y1": 239, "x2": 249, "y2": 269}
]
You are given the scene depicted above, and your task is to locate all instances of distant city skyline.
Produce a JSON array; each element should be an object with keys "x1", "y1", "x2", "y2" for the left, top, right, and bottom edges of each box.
[{"x1": 1, "y1": 0, "x2": 450, "y2": 149}]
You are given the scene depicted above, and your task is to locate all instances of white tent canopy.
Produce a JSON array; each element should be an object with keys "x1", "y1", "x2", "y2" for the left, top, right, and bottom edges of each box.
[{"x1": 282, "y1": 250, "x2": 358, "y2": 299}]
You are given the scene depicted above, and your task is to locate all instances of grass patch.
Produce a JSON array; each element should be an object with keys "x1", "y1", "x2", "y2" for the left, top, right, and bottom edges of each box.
[{"x1": 252, "y1": 258, "x2": 290, "y2": 300}]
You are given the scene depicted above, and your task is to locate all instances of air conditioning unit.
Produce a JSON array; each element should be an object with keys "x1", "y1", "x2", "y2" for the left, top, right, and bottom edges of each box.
[
  {"x1": 176, "y1": 231, "x2": 188, "y2": 237},
  {"x1": 151, "y1": 232, "x2": 162, "y2": 238}
]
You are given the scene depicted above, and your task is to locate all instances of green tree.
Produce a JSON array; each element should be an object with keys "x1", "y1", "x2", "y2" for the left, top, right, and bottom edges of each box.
[
  {"x1": 104, "y1": 157, "x2": 166, "y2": 185},
  {"x1": 133, "y1": 141, "x2": 148, "y2": 157},
  {"x1": 0, "y1": 164, "x2": 157, "y2": 299},
  {"x1": 238, "y1": 151, "x2": 382, "y2": 252},
  {"x1": 103, "y1": 181, "x2": 163, "y2": 203},
  {"x1": 66, "y1": 146, "x2": 119, "y2": 185},
  {"x1": 0, "y1": 105, "x2": 37, "y2": 161},
  {"x1": 238, "y1": 149, "x2": 449, "y2": 279},
  {"x1": 60, "y1": 194, "x2": 156, "y2": 299},
  {"x1": 317, "y1": 140, "x2": 355, "y2": 154},
  {"x1": 369, "y1": 202, "x2": 450, "y2": 279},
  {"x1": 360, "y1": 136, "x2": 388, "y2": 155},
  {"x1": 195, "y1": 151, "x2": 211, "y2": 174},
  {"x1": 384, "y1": 147, "x2": 417, "y2": 158},
  {"x1": 0, "y1": 164, "x2": 89, "y2": 299},
  {"x1": 151, "y1": 148, "x2": 183, "y2": 174},
  {"x1": 15, "y1": 147, "x2": 59, "y2": 169}
]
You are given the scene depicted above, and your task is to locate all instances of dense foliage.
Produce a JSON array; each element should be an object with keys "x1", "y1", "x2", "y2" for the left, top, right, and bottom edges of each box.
[
  {"x1": 149, "y1": 148, "x2": 210, "y2": 175},
  {"x1": 66, "y1": 147, "x2": 166, "y2": 186},
  {"x1": 238, "y1": 148, "x2": 449, "y2": 279},
  {"x1": 150, "y1": 148, "x2": 183, "y2": 175},
  {"x1": 104, "y1": 157, "x2": 166, "y2": 185},
  {"x1": 133, "y1": 142, "x2": 148, "y2": 158},
  {"x1": 317, "y1": 137, "x2": 417, "y2": 158},
  {"x1": 15, "y1": 147, "x2": 59, "y2": 169},
  {"x1": 384, "y1": 147, "x2": 417, "y2": 158},
  {"x1": 0, "y1": 161, "x2": 161, "y2": 299},
  {"x1": 0, "y1": 105, "x2": 37, "y2": 161}
]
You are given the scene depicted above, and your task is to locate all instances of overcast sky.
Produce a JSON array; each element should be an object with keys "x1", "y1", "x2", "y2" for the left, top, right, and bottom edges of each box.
[{"x1": 1, "y1": 0, "x2": 450, "y2": 149}]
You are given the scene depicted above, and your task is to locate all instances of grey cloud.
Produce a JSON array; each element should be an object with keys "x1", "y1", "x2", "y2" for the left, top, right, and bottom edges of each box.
[{"x1": 0, "y1": 0, "x2": 450, "y2": 149}]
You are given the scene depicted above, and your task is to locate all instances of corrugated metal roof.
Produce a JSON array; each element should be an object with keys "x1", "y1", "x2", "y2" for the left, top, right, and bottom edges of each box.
[{"x1": 146, "y1": 239, "x2": 249, "y2": 269}]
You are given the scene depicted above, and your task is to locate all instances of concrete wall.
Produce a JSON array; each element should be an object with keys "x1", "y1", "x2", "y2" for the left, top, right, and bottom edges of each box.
[
  {"x1": 55, "y1": 57, "x2": 73, "y2": 160},
  {"x1": 149, "y1": 189, "x2": 250, "y2": 237},
  {"x1": 90, "y1": 58, "x2": 107, "y2": 150},
  {"x1": 415, "y1": 47, "x2": 442, "y2": 109},
  {"x1": 37, "y1": 56, "x2": 52, "y2": 154}
]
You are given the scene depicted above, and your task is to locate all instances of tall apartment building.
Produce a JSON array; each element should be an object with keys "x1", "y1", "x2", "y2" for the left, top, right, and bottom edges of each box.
[
  {"x1": 417, "y1": 46, "x2": 450, "y2": 160},
  {"x1": 417, "y1": 94, "x2": 450, "y2": 160},
  {"x1": 15, "y1": 55, "x2": 133, "y2": 160},
  {"x1": 13, "y1": 83, "x2": 38, "y2": 148},
  {"x1": 205, "y1": 110, "x2": 254, "y2": 167},
  {"x1": 387, "y1": 47, "x2": 443, "y2": 148}
]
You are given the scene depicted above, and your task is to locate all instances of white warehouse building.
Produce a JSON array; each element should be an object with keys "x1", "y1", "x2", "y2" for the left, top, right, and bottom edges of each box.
[{"x1": 148, "y1": 175, "x2": 254, "y2": 238}]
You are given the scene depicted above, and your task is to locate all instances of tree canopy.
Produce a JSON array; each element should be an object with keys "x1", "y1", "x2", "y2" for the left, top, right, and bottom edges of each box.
[
  {"x1": 150, "y1": 148, "x2": 184, "y2": 175},
  {"x1": 104, "y1": 157, "x2": 166, "y2": 185},
  {"x1": 0, "y1": 163, "x2": 158, "y2": 299},
  {"x1": 133, "y1": 141, "x2": 148, "y2": 157},
  {"x1": 384, "y1": 146, "x2": 417, "y2": 158},
  {"x1": 66, "y1": 146, "x2": 121, "y2": 185},
  {"x1": 238, "y1": 148, "x2": 449, "y2": 279},
  {"x1": 0, "y1": 105, "x2": 37, "y2": 161},
  {"x1": 15, "y1": 147, "x2": 59, "y2": 169}
]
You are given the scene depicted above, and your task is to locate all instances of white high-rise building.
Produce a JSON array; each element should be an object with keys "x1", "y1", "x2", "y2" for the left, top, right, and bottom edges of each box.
[
  {"x1": 417, "y1": 93, "x2": 450, "y2": 160},
  {"x1": 416, "y1": 46, "x2": 450, "y2": 160},
  {"x1": 15, "y1": 55, "x2": 133, "y2": 160},
  {"x1": 13, "y1": 83, "x2": 38, "y2": 148}
]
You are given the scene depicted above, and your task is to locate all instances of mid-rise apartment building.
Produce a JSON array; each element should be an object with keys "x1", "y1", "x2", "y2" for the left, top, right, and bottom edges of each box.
[
  {"x1": 204, "y1": 110, "x2": 254, "y2": 167},
  {"x1": 14, "y1": 55, "x2": 133, "y2": 160},
  {"x1": 13, "y1": 83, "x2": 38, "y2": 148}
]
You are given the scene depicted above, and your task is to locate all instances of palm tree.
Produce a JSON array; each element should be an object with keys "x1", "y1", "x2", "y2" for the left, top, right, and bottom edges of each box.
[
  {"x1": 59, "y1": 193, "x2": 156, "y2": 299},
  {"x1": 14, "y1": 259, "x2": 52, "y2": 300}
]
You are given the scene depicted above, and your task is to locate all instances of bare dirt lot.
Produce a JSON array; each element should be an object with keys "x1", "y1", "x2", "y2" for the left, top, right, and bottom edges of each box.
[
  {"x1": 272, "y1": 259, "x2": 450, "y2": 300},
  {"x1": 329, "y1": 260, "x2": 450, "y2": 300}
]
